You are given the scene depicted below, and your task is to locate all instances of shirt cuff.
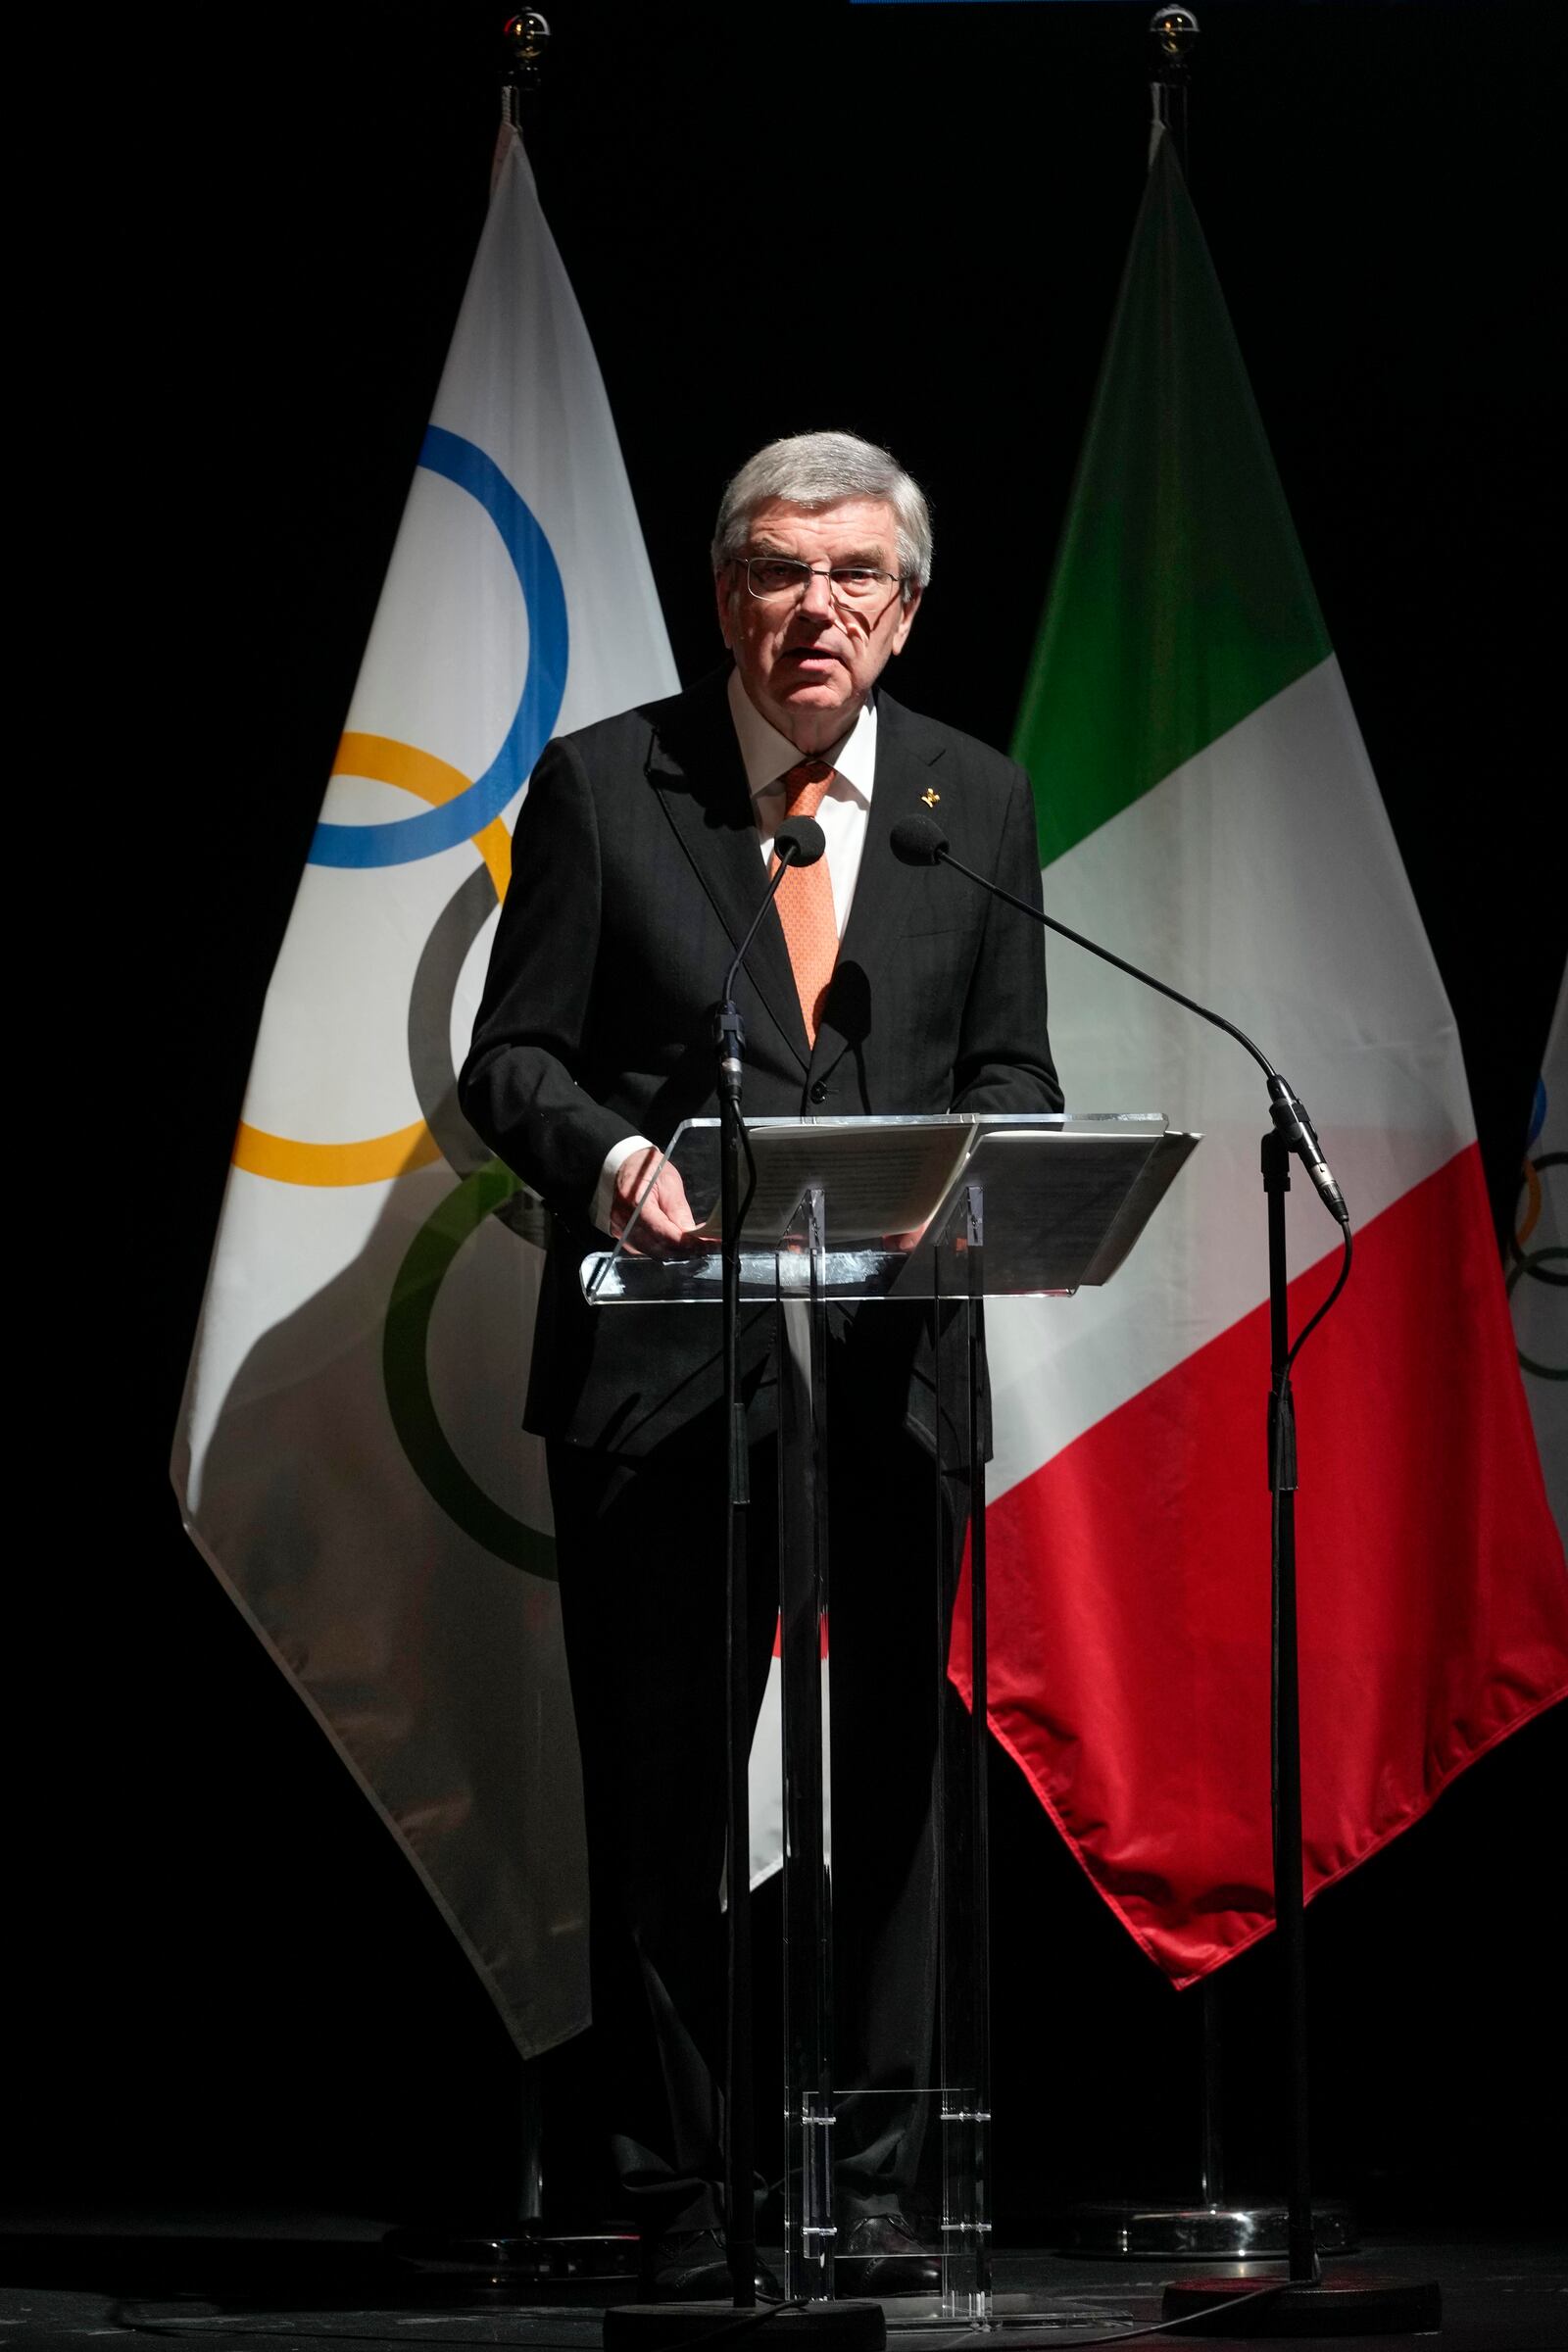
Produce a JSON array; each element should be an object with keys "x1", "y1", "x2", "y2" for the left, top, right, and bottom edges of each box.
[{"x1": 592, "y1": 1134, "x2": 656, "y2": 1237}]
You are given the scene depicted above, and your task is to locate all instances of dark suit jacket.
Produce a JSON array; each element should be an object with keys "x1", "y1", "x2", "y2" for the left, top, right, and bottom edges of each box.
[{"x1": 459, "y1": 666, "x2": 1062, "y2": 1455}]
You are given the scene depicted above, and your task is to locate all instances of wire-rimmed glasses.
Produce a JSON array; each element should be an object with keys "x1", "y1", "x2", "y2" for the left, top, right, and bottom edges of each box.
[{"x1": 738, "y1": 555, "x2": 904, "y2": 610}]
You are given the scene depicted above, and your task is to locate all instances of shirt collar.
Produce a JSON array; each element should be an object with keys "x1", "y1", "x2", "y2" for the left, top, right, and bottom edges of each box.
[{"x1": 727, "y1": 666, "x2": 877, "y2": 808}]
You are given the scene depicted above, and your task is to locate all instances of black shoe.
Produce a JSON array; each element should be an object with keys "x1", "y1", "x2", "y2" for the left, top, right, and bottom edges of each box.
[
  {"x1": 833, "y1": 2213, "x2": 941, "y2": 2297},
  {"x1": 641, "y1": 2228, "x2": 783, "y2": 2303}
]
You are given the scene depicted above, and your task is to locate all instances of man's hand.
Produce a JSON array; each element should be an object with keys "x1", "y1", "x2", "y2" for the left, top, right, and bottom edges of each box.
[{"x1": 610, "y1": 1145, "x2": 701, "y2": 1254}]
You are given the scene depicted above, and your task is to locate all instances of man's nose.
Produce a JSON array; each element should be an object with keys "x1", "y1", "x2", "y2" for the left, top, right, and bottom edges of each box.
[{"x1": 798, "y1": 565, "x2": 836, "y2": 617}]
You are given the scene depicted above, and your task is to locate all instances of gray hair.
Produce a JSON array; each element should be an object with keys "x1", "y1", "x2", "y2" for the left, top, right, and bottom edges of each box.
[{"x1": 710, "y1": 429, "x2": 932, "y2": 600}]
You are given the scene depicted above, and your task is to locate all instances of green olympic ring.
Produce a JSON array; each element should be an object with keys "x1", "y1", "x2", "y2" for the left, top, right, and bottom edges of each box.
[{"x1": 383, "y1": 1155, "x2": 561, "y2": 1575}]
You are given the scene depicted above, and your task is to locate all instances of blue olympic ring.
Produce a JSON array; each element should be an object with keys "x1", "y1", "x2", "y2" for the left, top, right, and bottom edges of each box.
[
  {"x1": 309, "y1": 425, "x2": 568, "y2": 868},
  {"x1": 1525, "y1": 1074, "x2": 1547, "y2": 1153}
]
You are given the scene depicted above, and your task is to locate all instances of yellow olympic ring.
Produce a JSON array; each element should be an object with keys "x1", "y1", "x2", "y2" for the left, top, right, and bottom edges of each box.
[
  {"x1": 330, "y1": 733, "x2": 514, "y2": 903},
  {"x1": 232, "y1": 1117, "x2": 444, "y2": 1185},
  {"x1": 232, "y1": 732, "x2": 510, "y2": 1188}
]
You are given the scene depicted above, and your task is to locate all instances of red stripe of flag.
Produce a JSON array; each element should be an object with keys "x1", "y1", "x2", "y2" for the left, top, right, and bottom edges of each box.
[{"x1": 953, "y1": 1144, "x2": 1568, "y2": 1984}]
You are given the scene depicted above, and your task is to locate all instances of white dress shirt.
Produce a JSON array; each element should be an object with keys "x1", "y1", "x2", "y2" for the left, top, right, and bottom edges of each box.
[
  {"x1": 726, "y1": 666, "x2": 878, "y2": 929},
  {"x1": 590, "y1": 673, "x2": 879, "y2": 1234}
]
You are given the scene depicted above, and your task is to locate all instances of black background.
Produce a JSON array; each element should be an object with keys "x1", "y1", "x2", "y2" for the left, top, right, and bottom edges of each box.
[{"x1": 22, "y1": 2, "x2": 1563, "y2": 2237}]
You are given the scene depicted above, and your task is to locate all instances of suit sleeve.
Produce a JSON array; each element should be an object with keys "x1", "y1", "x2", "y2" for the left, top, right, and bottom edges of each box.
[
  {"x1": 458, "y1": 735, "x2": 642, "y2": 1213},
  {"x1": 949, "y1": 761, "x2": 1064, "y2": 1117}
]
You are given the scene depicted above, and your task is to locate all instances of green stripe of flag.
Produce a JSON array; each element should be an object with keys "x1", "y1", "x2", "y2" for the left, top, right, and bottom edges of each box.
[{"x1": 1013, "y1": 130, "x2": 1331, "y2": 869}]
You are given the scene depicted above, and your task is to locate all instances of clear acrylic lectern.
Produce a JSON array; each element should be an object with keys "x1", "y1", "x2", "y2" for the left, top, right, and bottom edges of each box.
[{"x1": 584, "y1": 1113, "x2": 1196, "y2": 2324}]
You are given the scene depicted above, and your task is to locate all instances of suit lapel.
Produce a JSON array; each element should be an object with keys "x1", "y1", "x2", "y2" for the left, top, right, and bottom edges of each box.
[{"x1": 646, "y1": 670, "x2": 811, "y2": 1070}]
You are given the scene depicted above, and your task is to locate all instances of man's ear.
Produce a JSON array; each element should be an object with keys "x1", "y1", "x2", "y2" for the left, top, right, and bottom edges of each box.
[
  {"x1": 713, "y1": 565, "x2": 735, "y2": 650},
  {"x1": 891, "y1": 581, "x2": 923, "y2": 658}
]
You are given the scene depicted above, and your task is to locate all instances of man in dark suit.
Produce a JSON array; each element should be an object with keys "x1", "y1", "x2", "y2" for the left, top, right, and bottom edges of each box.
[{"x1": 461, "y1": 431, "x2": 1060, "y2": 2295}]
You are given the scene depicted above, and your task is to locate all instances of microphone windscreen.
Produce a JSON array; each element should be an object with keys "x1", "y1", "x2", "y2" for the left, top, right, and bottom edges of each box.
[
  {"x1": 889, "y1": 814, "x2": 949, "y2": 865},
  {"x1": 775, "y1": 813, "x2": 827, "y2": 867}
]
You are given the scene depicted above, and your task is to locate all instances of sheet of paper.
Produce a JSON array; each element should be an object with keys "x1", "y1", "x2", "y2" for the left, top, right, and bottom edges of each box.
[{"x1": 692, "y1": 1119, "x2": 976, "y2": 1245}]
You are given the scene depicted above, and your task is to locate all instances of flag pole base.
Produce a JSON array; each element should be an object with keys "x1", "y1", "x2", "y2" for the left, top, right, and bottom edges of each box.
[
  {"x1": 606, "y1": 2300, "x2": 886, "y2": 2352},
  {"x1": 1057, "y1": 2199, "x2": 1356, "y2": 2260},
  {"x1": 1161, "y1": 2272, "x2": 1441, "y2": 2336}
]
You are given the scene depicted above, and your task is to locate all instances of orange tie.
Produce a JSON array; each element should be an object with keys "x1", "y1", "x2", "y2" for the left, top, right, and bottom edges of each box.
[{"x1": 772, "y1": 760, "x2": 838, "y2": 1045}]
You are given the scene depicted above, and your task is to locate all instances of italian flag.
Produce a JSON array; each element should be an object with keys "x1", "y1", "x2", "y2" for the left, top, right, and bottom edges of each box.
[{"x1": 957, "y1": 129, "x2": 1568, "y2": 1984}]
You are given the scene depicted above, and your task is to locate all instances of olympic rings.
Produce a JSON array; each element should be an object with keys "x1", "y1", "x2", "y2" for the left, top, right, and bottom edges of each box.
[
  {"x1": 407, "y1": 862, "x2": 504, "y2": 1177},
  {"x1": 308, "y1": 428, "x2": 567, "y2": 869},
  {"x1": 237, "y1": 433, "x2": 565, "y2": 1566},
  {"x1": 1516, "y1": 1154, "x2": 1543, "y2": 1250},
  {"x1": 1510, "y1": 1151, "x2": 1565, "y2": 1279},
  {"x1": 1510, "y1": 1147, "x2": 1565, "y2": 1381},
  {"x1": 233, "y1": 1117, "x2": 444, "y2": 1187},
  {"x1": 232, "y1": 734, "x2": 507, "y2": 1186},
  {"x1": 382, "y1": 1156, "x2": 559, "y2": 1576}
]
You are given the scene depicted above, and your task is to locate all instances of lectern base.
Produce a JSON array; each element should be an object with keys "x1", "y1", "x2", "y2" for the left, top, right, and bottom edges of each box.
[
  {"x1": 1161, "y1": 2273, "x2": 1441, "y2": 2336},
  {"x1": 605, "y1": 2300, "x2": 886, "y2": 2352}
]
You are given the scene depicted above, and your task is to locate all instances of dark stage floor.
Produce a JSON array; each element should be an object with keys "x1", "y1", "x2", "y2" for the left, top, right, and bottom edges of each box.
[{"x1": 2, "y1": 2217, "x2": 1562, "y2": 2352}]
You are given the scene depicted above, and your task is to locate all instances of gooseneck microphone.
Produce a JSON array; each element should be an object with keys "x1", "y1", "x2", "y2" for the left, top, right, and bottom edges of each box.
[
  {"x1": 716, "y1": 814, "x2": 827, "y2": 1106},
  {"x1": 721, "y1": 814, "x2": 826, "y2": 1009},
  {"x1": 889, "y1": 812, "x2": 1348, "y2": 1227}
]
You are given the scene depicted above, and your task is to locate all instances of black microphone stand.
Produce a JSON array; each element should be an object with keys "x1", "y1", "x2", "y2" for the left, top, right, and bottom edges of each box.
[
  {"x1": 894, "y1": 822, "x2": 1438, "y2": 2334},
  {"x1": 712, "y1": 817, "x2": 833, "y2": 2314},
  {"x1": 724, "y1": 828, "x2": 852, "y2": 2325},
  {"x1": 611, "y1": 822, "x2": 839, "y2": 2348},
  {"x1": 714, "y1": 954, "x2": 758, "y2": 2317}
]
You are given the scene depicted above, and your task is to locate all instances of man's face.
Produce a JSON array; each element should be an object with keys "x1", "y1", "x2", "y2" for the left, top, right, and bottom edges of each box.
[{"x1": 716, "y1": 496, "x2": 922, "y2": 754}]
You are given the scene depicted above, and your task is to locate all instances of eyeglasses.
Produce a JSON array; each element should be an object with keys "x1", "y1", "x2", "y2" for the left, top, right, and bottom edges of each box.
[{"x1": 738, "y1": 555, "x2": 903, "y2": 609}]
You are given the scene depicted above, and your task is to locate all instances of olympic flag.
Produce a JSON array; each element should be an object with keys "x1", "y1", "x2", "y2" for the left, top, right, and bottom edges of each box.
[
  {"x1": 172, "y1": 125, "x2": 679, "y2": 2056},
  {"x1": 1511, "y1": 963, "x2": 1568, "y2": 1539},
  {"x1": 955, "y1": 128, "x2": 1568, "y2": 1986}
]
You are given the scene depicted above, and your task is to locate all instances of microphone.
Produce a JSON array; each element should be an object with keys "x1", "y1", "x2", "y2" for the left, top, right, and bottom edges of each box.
[
  {"x1": 892, "y1": 814, "x2": 1350, "y2": 1227},
  {"x1": 889, "y1": 814, "x2": 947, "y2": 865},
  {"x1": 721, "y1": 814, "x2": 825, "y2": 1007},
  {"x1": 773, "y1": 811, "x2": 827, "y2": 871},
  {"x1": 716, "y1": 813, "x2": 828, "y2": 1103}
]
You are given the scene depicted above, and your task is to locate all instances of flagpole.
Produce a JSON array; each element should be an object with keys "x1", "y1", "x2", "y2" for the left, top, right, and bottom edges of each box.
[
  {"x1": 1140, "y1": 14, "x2": 1440, "y2": 2337},
  {"x1": 1149, "y1": 7, "x2": 1198, "y2": 176},
  {"x1": 386, "y1": 14, "x2": 642, "y2": 2292},
  {"x1": 501, "y1": 0, "x2": 558, "y2": 2260},
  {"x1": 491, "y1": 16, "x2": 575, "y2": 2276}
]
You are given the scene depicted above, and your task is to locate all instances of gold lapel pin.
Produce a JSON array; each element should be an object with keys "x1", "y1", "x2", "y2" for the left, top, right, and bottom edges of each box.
[{"x1": 921, "y1": 787, "x2": 941, "y2": 808}]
